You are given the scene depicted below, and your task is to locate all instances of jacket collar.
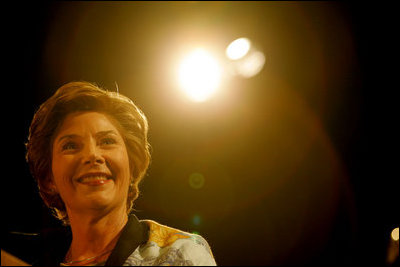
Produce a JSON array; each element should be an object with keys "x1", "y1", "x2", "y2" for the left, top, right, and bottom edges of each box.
[
  {"x1": 105, "y1": 213, "x2": 149, "y2": 266},
  {"x1": 36, "y1": 213, "x2": 149, "y2": 266}
]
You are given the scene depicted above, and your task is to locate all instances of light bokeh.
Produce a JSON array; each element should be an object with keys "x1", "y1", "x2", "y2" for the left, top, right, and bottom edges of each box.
[
  {"x1": 226, "y1": 37, "x2": 251, "y2": 60},
  {"x1": 235, "y1": 50, "x2": 266, "y2": 78},
  {"x1": 392, "y1": 227, "x2": 399, "y2": 241}
]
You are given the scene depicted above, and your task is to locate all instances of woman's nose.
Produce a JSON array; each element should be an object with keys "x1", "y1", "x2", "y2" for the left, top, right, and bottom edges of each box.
[{"x1": 82, "y1": 141, "x2": 105, "y2": 165}]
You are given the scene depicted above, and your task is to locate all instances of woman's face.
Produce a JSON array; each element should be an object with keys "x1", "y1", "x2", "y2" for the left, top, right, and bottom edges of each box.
[{"x1": 51, "y1": 111, "x2": 131, "y2": 216}]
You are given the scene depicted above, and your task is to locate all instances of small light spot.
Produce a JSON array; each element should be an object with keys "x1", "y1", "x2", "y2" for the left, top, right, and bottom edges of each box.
[
  {"x1": 188, "y1": 172, "x2": 205, "y2": 189},
  {"x1": 192, "y1": 214, "x2": 202, "y2": 226}
]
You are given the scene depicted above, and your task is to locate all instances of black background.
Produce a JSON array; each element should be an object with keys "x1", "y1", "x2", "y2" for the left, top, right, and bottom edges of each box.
[{"x1": 2, "y1": 2, "x2": 398, "y2": 266}]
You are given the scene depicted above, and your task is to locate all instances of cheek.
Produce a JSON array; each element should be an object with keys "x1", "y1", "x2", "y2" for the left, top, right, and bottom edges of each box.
[
  {"x1": 111, "y1": 149, "x2": 131, "y2": 183},
  {"x1": 51, "y1": 154, "x2": 78, "y2": 189}
]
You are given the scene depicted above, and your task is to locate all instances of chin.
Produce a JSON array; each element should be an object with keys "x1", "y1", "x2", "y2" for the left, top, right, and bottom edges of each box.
[{"x1": 86, "y1": 195, "x2": 126, "y2": 213}]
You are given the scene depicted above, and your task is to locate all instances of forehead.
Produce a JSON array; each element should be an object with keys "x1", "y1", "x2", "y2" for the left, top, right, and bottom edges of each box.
[{"x1": 55, "y1": 111, "x2": 121, "y2": 137}]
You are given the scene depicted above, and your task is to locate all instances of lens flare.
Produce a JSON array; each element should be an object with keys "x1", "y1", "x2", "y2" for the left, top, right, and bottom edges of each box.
[
  {"x1": 392, "y1": 227, "x2": 399, "y2": 241},
  {"x1": 236, "y1": 50, "x2": 266, "y2": 78},
  {"x1": 192, "y1": 214, "x2": 202, "y2": 226},
  {"x1": 188, "y1": 172, "x2": 205, "y2": 189},
  {"x1": 226, "y1": 37, "x2": 251, "y2": 60}
]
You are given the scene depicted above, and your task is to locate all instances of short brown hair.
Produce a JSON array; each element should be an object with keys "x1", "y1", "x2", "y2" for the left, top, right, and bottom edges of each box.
[{"x1": 25, "y1": 81, "x2": 151, "y2": 225}]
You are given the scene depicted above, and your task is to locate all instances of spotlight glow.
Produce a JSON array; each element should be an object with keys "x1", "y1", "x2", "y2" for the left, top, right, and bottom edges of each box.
[
  {"x1": 226, "y1": 37, "x2": 251, "y2": 60},
  {"x1": 178, "y1": 49, "x2": 222, "y2": 102}
]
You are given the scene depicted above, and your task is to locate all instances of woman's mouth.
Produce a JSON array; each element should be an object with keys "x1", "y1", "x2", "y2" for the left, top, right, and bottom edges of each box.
[{"x1": 77, "y1": 173, "x2": 114, "y2": 186}]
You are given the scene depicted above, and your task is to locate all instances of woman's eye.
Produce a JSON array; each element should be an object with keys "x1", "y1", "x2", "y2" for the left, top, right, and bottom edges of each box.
[
  {"x1": 100, "y1": 137, "x2": 116, "y2": 145},
  {"x1": 62, "y1": 142, "x2": 78, "y2": 151}
]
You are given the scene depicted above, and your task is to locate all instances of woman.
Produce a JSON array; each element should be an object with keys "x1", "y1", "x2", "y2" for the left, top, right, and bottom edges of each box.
[{"x1": 25, "y1": 81, "x2": 216, "y2": 266}]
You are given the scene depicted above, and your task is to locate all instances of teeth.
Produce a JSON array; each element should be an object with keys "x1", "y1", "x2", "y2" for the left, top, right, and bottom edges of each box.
[{"x1": 79, "y1": 175, "x2": 109, "y2": 183}]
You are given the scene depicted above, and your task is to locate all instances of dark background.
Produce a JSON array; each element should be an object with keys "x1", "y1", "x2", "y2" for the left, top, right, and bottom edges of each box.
[{"x1": 2, "y1": 2, "x2": 398, "y2": 266}]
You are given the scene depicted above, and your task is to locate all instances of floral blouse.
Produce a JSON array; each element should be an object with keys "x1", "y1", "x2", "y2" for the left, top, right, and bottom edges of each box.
[{"x1": 123, "y1": 220, "x2": 216, "y2": 266}]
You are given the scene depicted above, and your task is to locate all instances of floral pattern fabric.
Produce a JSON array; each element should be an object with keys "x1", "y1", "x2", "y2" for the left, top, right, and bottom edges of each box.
[{"x1": 123, "y1": 220, "x2": 216, "y2": 266}]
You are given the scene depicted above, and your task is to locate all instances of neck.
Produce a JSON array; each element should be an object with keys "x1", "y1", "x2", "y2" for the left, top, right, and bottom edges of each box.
[{"x1": 65, "y1": 206, "x2": 128, "y2": 264}]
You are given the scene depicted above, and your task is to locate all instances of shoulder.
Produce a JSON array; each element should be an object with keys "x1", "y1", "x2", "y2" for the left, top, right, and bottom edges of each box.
[{"x1": 124, "y1": 220, "x2": 216, "y2": 266}]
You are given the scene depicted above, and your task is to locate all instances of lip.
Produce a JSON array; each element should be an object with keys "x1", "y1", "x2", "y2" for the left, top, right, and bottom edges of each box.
[{"x1": 76, "y1": 172, "x2": 114, "y2": 186}]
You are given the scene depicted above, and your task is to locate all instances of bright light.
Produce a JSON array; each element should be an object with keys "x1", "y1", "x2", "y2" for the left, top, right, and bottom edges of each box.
[
  {"x1": 226, "y1": 37, "x2": 251, "y2": 60},
  {"x1": 178, "y1": 49, "x2": 222, "y2": 102},
  {"x1": 392, "y1": 227, "x2": 399, "y2": 241}
]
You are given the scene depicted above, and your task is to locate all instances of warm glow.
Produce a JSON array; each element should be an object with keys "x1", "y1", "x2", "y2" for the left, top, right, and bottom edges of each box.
[
  {"x1": 226, "y1": 37, "x2": 251, "y2": 60},
  {"x1": 392, "y1": 227, "x2": 399, "y2": 241},
  {"x1": 178, "y1": 49, "x2": 222, "y2": 102}
]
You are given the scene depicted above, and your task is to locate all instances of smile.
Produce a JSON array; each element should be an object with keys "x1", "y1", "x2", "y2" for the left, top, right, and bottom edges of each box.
[{"x1": 77, "y1": 173, "x2": 114, "y2": 185}]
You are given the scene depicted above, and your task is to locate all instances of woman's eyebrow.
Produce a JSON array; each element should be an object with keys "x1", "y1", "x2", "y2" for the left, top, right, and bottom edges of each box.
[
  {"x1": 57, "y1": 134, "x2": 80, "y2": 144},
  {"x1": 56, "y1": 131, "x2": 118, "y2": 144},
  {"x1": 95, "y1": 130, "x2": 118, "y2": 138}
]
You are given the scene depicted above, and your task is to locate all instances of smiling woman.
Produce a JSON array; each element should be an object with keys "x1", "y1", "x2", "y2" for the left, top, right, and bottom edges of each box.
[
  {"x1": 24, "y1": 81, "x2": 216, "y2": 266},
  {"x1": 26, "y1": 82, "x2": 150, "y2": 225},
  {"x1": 51, "y1": 112, "x2": 132, "y2": 218}
]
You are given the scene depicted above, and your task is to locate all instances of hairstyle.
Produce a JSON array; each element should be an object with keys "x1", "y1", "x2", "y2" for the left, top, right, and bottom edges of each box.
[{"x1": 25, "y1": 81, "x2": 151, "y2": 225}]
